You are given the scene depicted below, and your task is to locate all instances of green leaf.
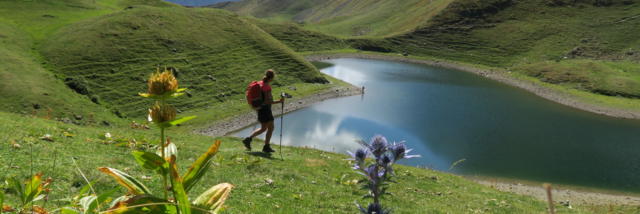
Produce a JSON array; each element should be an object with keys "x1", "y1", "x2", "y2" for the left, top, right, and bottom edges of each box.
[
  {"x1": 168, "y1": 116, "x2": 196, "y2": 127},
  {"x1": 139, "y1": 88, "x2": 188, "y2": 100},
  {"x1": 23, "y1": 173, "x2": 43, "y2": 205},
  {"x1": 183, "y1": 141, "x2": 221, "y2": 193},
  {"x1": 80, "y1": 195, "x2": 97, "y2": 214},
  {"x1": 105, "y1": 195, "x2": 175, "y2": 214},
  {"x1": 60, "y1": 207, "x2": 81, "y2": 214},
  {"x1": 132, "y1": 151, "x2": 167, "y2": 175},
  {"x1": 193, "y1": 183, "x2": 234, "y2": 213},
  {"x1": 98, "y1": 167, "x2": 151, "y2": 195},
  {"x1": 168, "y1": 156, "x2": 191, "y2": 214}
]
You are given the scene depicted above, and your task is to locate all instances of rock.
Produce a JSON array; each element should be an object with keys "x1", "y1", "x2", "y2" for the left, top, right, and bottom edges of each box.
[
  {"x1": 74, "y1": 114, "x2": 83, "y2": 120},
  {"x1": 40, "y1": 134, "x2": 54, "y2": 142},
  {"x1": 32, "y1": 103, "x2": 41, "y2": 109},
  {"x1": 102, "y1": 121, "x2": 111, "y2": 126},
  {"x1": 288, "y1": 86, "x2": 297, "y2": 91},
  {"x1": 265, "y1": 178, "x2": 274, "y2": 185},
  {"x1": 60, "y1": 117, "x2": 73, "y2": 124}
]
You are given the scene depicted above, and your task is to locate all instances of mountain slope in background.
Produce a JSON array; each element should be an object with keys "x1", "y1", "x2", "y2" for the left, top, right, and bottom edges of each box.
[
  {"x1": 219, "y1": 0, "x2": 640, "y2": 103},
  {"x1": 212, "y1": 0, "x2": 455, "y2": 38},
  {"x1": 166, "y1": 0, "x2": 238, "y2": 7},
  {"x1": 0, "y1": 0, "x2": 327, "y2": 122}
]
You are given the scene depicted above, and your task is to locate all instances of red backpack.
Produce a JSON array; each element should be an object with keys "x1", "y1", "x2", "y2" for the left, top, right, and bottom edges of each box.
[{"x1": 246, "y1": 81, "x2": 264, "y2": 108}]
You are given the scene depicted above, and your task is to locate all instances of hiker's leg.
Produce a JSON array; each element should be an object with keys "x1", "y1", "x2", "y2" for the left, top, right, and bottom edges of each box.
[
  {"x1": 264, "y1": 121, "x2": 274, "y2": 145},
  {"x1": 249, "y1": 122, "x2": 268, "y2": 138}
]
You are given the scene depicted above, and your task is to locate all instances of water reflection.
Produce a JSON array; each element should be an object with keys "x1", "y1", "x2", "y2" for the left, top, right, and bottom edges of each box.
[{"x1": 234, "y1": 58, "x2": 640, "y2": 192}]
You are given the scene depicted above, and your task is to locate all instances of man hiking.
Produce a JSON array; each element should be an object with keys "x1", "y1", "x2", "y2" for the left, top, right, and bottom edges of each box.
[{"x1": 243, "y1": 69, "x2": 285, "y2": 153}]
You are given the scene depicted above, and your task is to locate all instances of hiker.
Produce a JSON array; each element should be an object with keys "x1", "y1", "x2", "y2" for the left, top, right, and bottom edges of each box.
[{"x1": 243, "y1": 69, "x2": 285, "y2": 153}]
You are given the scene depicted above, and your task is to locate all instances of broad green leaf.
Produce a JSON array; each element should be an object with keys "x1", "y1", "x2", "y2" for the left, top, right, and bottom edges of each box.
[
  {"x1": 168, "y1": 156, "x2": 190, "y2": 214},
  {"x1": 193, "y1": 183, "x2": 234, "y2": 214},
  {"x1": 139, "y1": 88, "x2": 187, "y2": 100},
  {"x1": 60, "y1": 207, "x2": 81, "y2": 214},
  {"x1": 183, "y1": 140, "x2": 221, "y2": 193},
  {"x1": 98, "y1": 168, "x2": 151, "y2": 195},
  {"x1": 24, "y1": 173, "x2": 43, "y2": 205},
  {"x1": 168, "y1": 116, "x2": 196, "y2": 127},
  {"x1": 132, "y1": 151, "x2": 167, "y2": 175},
  {"x1": 105, "y1": 195, "x2": 175, "y2": 214},
  {"x1": 80, "y1": 195, "x2": 97, "y2": 214}
]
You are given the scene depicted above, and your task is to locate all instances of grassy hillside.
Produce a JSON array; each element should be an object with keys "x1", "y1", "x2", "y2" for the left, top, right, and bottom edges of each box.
[
  {"x1": 40, "y1": 6, "x2": 328, "y2": 119},
  {"x1": 212, "y1": 0, "x2": 455, "y2": 38},
  {"x1": 384, "y1": 0, "x2": 640, "y2": 102},
  {"x1": 1, "y1": 111, "x2": 634, "y2": 213},
  {"x1": 230, "y1": 0, "x2": 640, "y2": 110}
]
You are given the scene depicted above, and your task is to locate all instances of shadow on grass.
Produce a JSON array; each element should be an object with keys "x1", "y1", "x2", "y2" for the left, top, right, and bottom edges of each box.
[{"x1": 246, "y1": 151, "x2": 275, "y2": 160}]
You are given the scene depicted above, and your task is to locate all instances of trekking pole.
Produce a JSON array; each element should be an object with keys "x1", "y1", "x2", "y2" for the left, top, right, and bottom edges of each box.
[
  {"x1": 279, "y1": 92, "x2": 292, "y2": 160},
  {"x1": 279, "y1": 93, "x2": 285, "y2": 160}
]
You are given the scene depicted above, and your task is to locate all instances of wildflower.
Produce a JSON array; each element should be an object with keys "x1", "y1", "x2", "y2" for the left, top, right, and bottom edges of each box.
[
  {"x1": 390, "y1": 142, "x2": 420, "y2": 162},
  {"x1": 147, "y1": 69, "x2": 178, "y2": 96},
  {"x1": 348, "y1": 148, "x2": 368, "y2": 170},
  {"x1": 369, "y1": 135, "x2": 388, "y2": 158},
  {"x1": 148, "y1": 102, "x2": 177, "y2": 124}
]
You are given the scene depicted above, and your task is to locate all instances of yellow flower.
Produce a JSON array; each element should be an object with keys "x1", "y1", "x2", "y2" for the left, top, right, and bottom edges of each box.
[
  {"x1": 147, "y1": 68, "x2": 178, "y2": 96},
  {"x1": 148, "y1": 102, "x2": 177, "y2": 124}
]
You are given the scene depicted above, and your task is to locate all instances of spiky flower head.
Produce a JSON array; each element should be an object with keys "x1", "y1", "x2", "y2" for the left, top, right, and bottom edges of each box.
[
  {"x1": 369, "y1": 135, "x2": 388, "y2": 158},
  {"x1": 147, "y1": 68, "x2": 178, "y2": 96},
  {"x1": 148, "y1": 102, "x2": 176, "y2": 124}
]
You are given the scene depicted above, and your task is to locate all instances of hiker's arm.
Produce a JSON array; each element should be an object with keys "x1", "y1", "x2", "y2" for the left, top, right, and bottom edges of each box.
[{"x1": 263, "y1": 93, "x2": 284, "y2": 104}]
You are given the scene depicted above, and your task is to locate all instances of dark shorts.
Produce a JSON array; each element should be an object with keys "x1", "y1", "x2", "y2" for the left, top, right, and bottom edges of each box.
[{"x1": 257, "y1": 105, "x2": 274, "y2": 123}]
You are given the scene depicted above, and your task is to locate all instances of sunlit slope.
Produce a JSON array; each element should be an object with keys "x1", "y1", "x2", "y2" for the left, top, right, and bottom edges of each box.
[
  {"x1": 213, "y1": 0, "x2": 455, "y2": 38},
  {"x1": 0, "y1": 23, "x2": 118, "y2": 124},
  {"x1": 40, "y1": 6, "x2": 327, "y2": 118},
  {"x1": 387, "y1": 0, "x2": 640, "y2": 98}
]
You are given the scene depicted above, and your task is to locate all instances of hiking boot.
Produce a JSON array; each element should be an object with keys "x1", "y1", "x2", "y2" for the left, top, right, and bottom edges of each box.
[
  {"x1": 262, "y1": 144, "x2": 275, "y2": 153},
  {"x1": 242, "y1": 137, "x2": 252, "y2": 151}
]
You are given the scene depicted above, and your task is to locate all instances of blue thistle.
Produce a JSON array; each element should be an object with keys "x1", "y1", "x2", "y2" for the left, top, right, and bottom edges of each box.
[{"x1": 349, "y1": 135, "x2": 420, "y2": 214}]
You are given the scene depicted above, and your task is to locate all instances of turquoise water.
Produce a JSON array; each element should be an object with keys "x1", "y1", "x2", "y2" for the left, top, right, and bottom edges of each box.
[{"x1": 234, "y1": 58, "x2": 640, "y2": 192}]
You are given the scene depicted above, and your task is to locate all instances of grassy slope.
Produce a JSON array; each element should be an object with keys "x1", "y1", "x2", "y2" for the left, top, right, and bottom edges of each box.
[
  {"x1": 0, "y1": 0, "x2": 178, "y2": 125},
  {"x1": 1, "y1": 111, "x2": 633, "y2": 213},
  {"x1": 236, "y1": 0, "x2": 640, "y2": 112},
  {"x1": 39, "y1": 6, "x2": 328, "y2": 120},
  {"x1": 385, "y1": 0, "x2": 640, "y2": 110},
  {"x1": 213, "y1": 0, "x2": 455, "y2": 38}
]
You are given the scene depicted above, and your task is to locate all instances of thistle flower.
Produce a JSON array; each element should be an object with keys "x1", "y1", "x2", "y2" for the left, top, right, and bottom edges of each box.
[
  {"x1": 147, "y1": 69, "x2": 178, "y2": 96},
  {"x1": 148, "y1": 102, "x2": 176, "y2": 124},
  {"x1": 390, "y1": 142, "x2": 420, "y2": 162},
  {"x1": 348, "y1": 148, "x2": 368, "y2": 170},
  {"x1": 369, "y1": 135, "x2": 388, "y2": 158}
]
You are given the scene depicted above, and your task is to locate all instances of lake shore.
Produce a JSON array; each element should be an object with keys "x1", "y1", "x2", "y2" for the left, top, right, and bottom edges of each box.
[
  {"x1": 197, "y1": 84, "x2": 362, "y2": 137},
  {"x1": 472, "y1": 178, "x2": 640, "y2": 206},
  {"x1": 305, "y1": 53, "x2": 640, "y2": 120}
]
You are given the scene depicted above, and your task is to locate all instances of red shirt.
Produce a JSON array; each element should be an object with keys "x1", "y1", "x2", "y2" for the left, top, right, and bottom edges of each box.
[{"x1": 259, "y1": 80, "x2": 272, "y2": 105}]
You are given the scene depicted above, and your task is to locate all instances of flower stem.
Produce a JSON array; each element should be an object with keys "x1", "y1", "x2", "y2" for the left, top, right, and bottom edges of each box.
[{"x1": 161, "y1": 126, "x2": 168, "y2": 200}]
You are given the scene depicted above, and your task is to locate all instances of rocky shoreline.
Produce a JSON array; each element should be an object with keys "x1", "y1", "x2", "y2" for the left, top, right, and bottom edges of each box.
[
  {"x1": 197, "y1": 84, "x2": 361, "y2": 137},
  {"x1": 306, "y1": 53, "x2": 640, "y2": 120},
  {"x1": 474, "y1": 179, "x2": 640, "y2": 206}
]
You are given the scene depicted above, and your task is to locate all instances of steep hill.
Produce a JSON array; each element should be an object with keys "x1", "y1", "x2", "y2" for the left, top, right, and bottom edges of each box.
[
  {"x1": 222, "y1": 0, "x2": 640, "y2": 108},
  {"x1": 40, "y1": 6, "x2": 327, "y2": 118},
  {"x1": 212, "y1": 0, "x2": 455, "y2": 38},
  {"x1": 385, "y1": 0, "x2": 640, "y2": 99}
]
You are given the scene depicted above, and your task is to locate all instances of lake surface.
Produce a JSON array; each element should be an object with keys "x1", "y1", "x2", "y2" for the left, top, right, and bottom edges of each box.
[{"x1": 234, "y1": 58, "x2": 640, "y2": 192}]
